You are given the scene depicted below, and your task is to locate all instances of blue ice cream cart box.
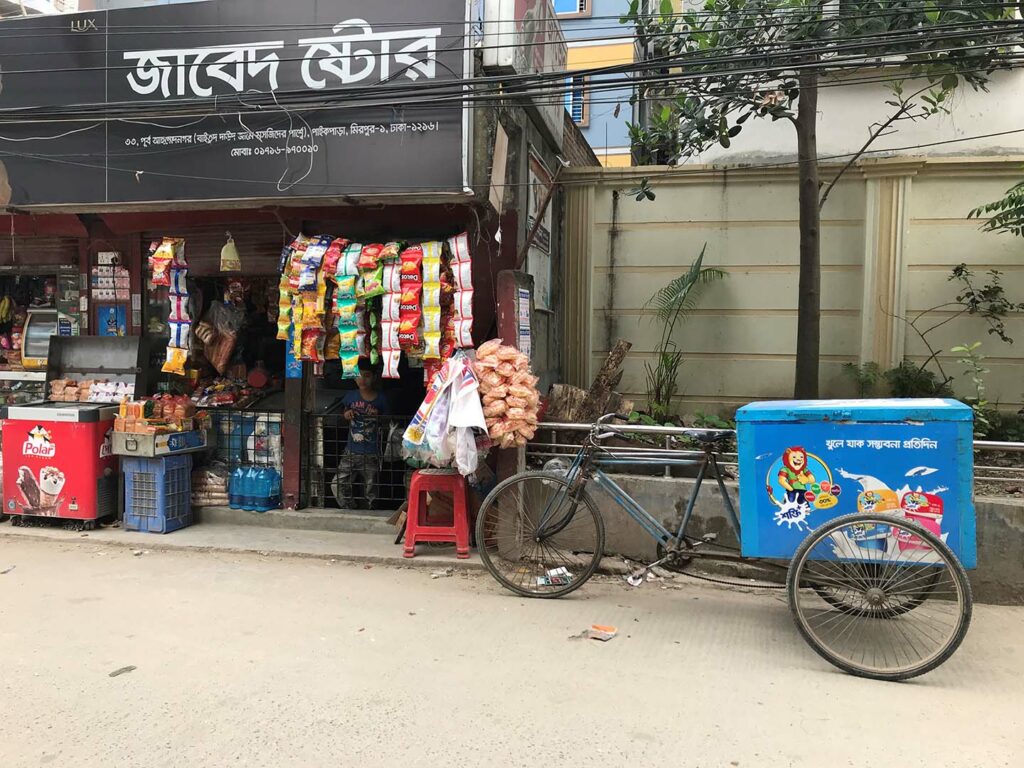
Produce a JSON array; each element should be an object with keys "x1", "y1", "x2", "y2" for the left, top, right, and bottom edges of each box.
[{"x1": 736, "y1": 399, "x2": 975, "y2": 568}]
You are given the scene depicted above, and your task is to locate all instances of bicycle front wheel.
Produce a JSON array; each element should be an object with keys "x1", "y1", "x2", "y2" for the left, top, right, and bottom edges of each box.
[
  {"x1": 476, "y1": 471, "x2": 605, "y2": 598},
  {"x1": 788, "y1": 512, "x2": 972, "y2": 681}
]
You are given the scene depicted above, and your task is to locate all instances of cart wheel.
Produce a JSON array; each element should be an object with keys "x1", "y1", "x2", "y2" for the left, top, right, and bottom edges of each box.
[
  {"x1": 82, "y1": 520, "x2": 97, "y2": 532},
  {"x1": 476, "y1": 471, "x2": 605, "y2": 599},
  {"x1": 10, "y1": 515, "x2": 22, "y2": 527},
  {"x1": 787, "y1": 512, "x2": 972, "y2": 681}
]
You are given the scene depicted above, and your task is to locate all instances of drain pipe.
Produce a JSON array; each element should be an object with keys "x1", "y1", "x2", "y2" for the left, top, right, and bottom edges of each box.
[{"x1": 605, "y1": 189, "x2": 620, "y2": 353}]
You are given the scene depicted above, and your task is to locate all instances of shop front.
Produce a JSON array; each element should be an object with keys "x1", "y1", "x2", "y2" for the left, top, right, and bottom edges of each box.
[{"x1": 0, "y1": 0, "x2": 577, "y2": 532}]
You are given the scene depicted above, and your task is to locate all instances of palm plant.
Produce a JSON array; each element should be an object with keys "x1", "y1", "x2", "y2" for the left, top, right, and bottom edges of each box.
[{"x1": 643, "y1": 245, "x2": 726, "y2": 422}]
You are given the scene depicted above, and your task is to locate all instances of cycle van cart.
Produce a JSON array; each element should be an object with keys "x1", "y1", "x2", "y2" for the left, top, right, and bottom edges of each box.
[{"x1": 476, "y1": 399, "x2": 975, "y2": 681}]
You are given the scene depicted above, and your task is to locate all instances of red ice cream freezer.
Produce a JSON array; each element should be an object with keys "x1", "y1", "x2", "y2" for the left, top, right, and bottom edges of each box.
[{"x1": 3, "y1": 403, "x2": 118, "y2": 525}]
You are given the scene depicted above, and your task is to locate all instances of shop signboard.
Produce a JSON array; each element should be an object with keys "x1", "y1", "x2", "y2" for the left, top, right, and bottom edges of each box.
[
  {"x1": 0, "y1": 0, "x2": 472, "y2": 208},
  {"x1": 482, "y1": 0, "x2": 567, "y2": 148}
]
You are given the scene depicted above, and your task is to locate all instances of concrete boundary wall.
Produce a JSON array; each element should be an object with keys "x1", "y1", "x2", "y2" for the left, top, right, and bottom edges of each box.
[{"x1": 563, "y1": 157, "x2": 1024, "y2": 414}]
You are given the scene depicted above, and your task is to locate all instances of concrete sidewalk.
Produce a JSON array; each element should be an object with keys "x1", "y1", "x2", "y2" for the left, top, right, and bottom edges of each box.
[{"x1": 0, "y1": 519, "x2": 484, "y2": 571}]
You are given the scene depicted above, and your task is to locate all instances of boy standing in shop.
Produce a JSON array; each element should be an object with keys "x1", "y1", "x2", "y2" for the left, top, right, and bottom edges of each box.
[{"x1": 334, "y1": 365, "x2": 390, "y2": 510}]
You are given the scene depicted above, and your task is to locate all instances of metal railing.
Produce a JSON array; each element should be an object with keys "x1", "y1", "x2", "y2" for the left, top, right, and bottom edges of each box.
[{"x1": 528, "y1": 422, "x2": 1024, "y2": 491}]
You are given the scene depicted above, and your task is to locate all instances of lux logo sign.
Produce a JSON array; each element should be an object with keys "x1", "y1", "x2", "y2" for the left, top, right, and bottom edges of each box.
[{"x1": 71, "y1": 18, "x2": 98, "y2": 33}]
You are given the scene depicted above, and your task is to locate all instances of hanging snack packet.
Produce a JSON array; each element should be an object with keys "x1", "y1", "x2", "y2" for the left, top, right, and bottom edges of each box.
[
  {"x1": 454, "y1": 319, "x2": 473, "y2": 348},
  {"x1": 335, "y1": 274, "x2": 357, "y2": 300},
  {"x1": 162, "y1": 347, "x2": 187, "y2": 376},
  {"x1": 381, "y1": 320, "x2": 400, "y2": 351},
  {"x1": 338, "y1": 327, "x2": 360, "y2": 353},
  {"x1": 359, "y1": 244, "x2": 385, "y2": 270},
  {"x1": 423, "y1": 254, "x2": 441, "y2": 283},
  {"x1": 322, "y1": 238, "x2": 349, "y2": 275},
  {"x1": 341, "y1": 353, "x2": 360, "y2": 379},
  {"x1": 383, "y1": 264, "x2": 402, "y2": 293},
  {"x1": 361, "y1": 262, "x2": 386, "y2": 299},
  {"x1": 169, "y1": 268, "x2": 188, "y2": 295},
  {"x1": 453, "y1": 290, "x2": 473, "y2": 320},
  {"x1": 453, "y1": 261, "x2": 473, "y2": 291},
  {"x1": 149, "y1": 238, "x2": 179, "y2": 286},
  {"x1": 169, "y1": 295, "x2": 191, "y2": 323},
  {"x1": 356, "y1": 330, "x2": 369, "y2": 358},
  {"x1": 382, "y1": 293, "x2": 401, "y2": 322},
  {"x1": 398, "y1": 316, "x2": 420, "y2": 349},
  {"x1": 380, "y1": 242, "x2": 403, "y2": 262},
  {"x1": 382, "y1": 349, "x2": 400, "y2": 379},
  {"x1": 422, "y1": 240, "x2": 443, "y2": 262},
  {"x1": 423, "y1": 331, "x2": 441, "y2": 360},
  {"x1": 315, "y1": 274, "x2": 330, "y2": 317},
  {"x1": 423, "y1": 306, "x2": 442, "y2": 334},
  {"x1": 325, "y1": 329, "x2": 341, "y2": 360},
  {"x1": 422, "y1": 282, "x2": 441, "y2": 308},
  {"x1": 447, "y1": 231, "x2": 470, "y2": 264},
  {"x1": 341, "y1": 243, "x2": 362, "y2": 277},
  {"x1": 168, "y1": 321, "x2": 190, "y2": 349},
  {"x1": 336, "y1": 299, "x2": 358, "y2": 326},
  {"x1": 400, "y1": 246, "x2": 424, "y2": 282}
]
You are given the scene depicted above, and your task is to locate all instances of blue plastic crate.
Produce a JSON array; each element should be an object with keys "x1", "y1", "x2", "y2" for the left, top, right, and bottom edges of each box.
[{"x1": 123, "y1": 455, "x2": 193, "y2": 534}]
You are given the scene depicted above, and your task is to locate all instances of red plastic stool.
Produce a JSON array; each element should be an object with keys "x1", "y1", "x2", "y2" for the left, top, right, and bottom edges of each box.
[{"x1": 404, "y1": 469, "x2": 470, "y2": 559}]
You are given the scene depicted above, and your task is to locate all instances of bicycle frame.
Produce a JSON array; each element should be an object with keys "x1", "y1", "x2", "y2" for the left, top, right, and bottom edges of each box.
[{"x1": 544, "y1": 433, "x2": 742, "y2": 554}]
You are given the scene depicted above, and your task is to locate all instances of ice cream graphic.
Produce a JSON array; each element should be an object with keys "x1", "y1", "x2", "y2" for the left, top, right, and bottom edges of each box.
[
  {"x1": 16, "y1": 466, "x2": 40, "y2": 508},
  {"x1": 38, "y1": 466, "x2": 66, "y2": 507}
]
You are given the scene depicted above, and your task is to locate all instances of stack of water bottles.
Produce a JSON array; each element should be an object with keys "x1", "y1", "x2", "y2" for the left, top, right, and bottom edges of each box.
[{"x1": 228, "y1": 466, "x2": 282, "y2": 512}]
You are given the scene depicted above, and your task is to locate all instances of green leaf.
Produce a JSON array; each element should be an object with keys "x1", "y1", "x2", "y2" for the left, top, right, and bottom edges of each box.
[
  {"x1": 659, "y1": 0, "x2": 674, "y2": 18},
  {"x1": 941, "y1": 74, "x2": 958, "y2": 90}
]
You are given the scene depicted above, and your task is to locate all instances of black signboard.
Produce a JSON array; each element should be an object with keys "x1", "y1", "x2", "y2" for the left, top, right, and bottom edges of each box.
[{"x1": 0, "y1": 0, "x2": 470, "y2": 208}]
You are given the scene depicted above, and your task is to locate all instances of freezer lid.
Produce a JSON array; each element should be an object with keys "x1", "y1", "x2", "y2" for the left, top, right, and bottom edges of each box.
[
  {"x1": 4, "y1": 403, "x2": 119, "y2": 422},
  {"x1": 735, "y1": 398, "x2": 973, "y2": 424}
]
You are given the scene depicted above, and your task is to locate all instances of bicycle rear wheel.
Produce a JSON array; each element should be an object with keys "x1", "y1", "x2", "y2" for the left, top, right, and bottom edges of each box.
[
  {"x1": 788, "y1": 512, "x2": 972, "y2": 681},
  {"x1": 476, "y1": 471, "x2": 605, "y2": 598}
]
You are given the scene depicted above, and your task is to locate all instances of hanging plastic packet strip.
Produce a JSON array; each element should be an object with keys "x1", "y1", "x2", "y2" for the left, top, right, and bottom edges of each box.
[
  {"x1": 422, "y1": 282, "x2": 441, "y2": 308},
  {"x1": 288, "y1": 248, "x2": 305, "y2": 291},
  {"x1": 383, "y1": 263, "x2": 402, "y2": 293},
  {"x1": 447, "y1": 231, "x2": 470, "y2": 265},
  {"x1": 423, "y1": 306, "x2": 442, "y2": 334},
  {"x1": 453, "y1": 290, "x2": 473, "y2": 320},
  {"x1": 322, "y1": 238, "x2": 349, "y2": 275},
  {"x1": 315, "y1": 273, "x2": 330, "y2": 318},
  {"x1": 278, "y1": 242, "x2": 296, "y2": 274},
  {"x1": 340, "y1": 243, "x2": 363, "y2": 277},
  {"x1": 422, "y1": 240, "x2": 443, "y2": 262},
  {"x1": 382, "y1": 349, "x2": 400, "y2": 379},
  {"x1": 382, "y1": 293, "x2": 401, "y2": 322}
]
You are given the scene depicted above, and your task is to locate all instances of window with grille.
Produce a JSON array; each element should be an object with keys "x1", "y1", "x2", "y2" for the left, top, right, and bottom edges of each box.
[{"x1": 565, "y1": 75, "x2": 588, "y2": 126}]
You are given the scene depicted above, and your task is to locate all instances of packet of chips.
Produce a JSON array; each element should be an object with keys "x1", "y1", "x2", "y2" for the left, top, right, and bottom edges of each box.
[
  {"x1": 161, "y1": 347, "x2": 187, "y2": 375},
  {"x1": 341, "y1": 352, "x2": 360, "y2": 379},
  {"x1": 322, "y1": 238, "x2": 349, "y2": 275},
  {"x1": 423, "y1": 255, "x2": 441, "y2": 283},
  {"x1": 400, "y1": 246, "x2": 423, "y2": 282},
  {"x1": 454, "y1": 319, "x2": 473, "y2": 348},
  {"x1": 339, "y1": 327, "x2": 360, "y2": 353},
  {"x1": 423, "y1": 331, "x2": 441, "y2": 360},
  {"x1": 336, "y1": 299, "x2": 358, "y2": 326},
  {"x1": 398, "y1": 316, "x2": 419, "y2": 349},
  {"x1": 341, "y1": 243, "x2": 362, "y2": 277},
  {"x1": 380, "y1": 242, "x2": 403, "y2": 262},
  {"x1": 382, "y1": 293, "x2": 401, "y2": 322},
  {"x1": 422, "y1": 282, "x2": 441, "y2": 307},
  {"x1": 383, "y1": 264, "x2": 402, "y2": 293},
  {"x1": 361, "y1": 262, "x2": 386, "y2": 299},
  {"x1": 358, "y1": 244, "x2": 385, "y2": 270},
  {"x1": 335, "y1": 275, "x2": 357, "y2": 300},
  {"x1": 423, "y1": 306, "x2": 441, "y2": 334},
  {"x1": 382, "y1": 349, "x2": 400, "y2": 379},
  {"x1": 325, "y1": 329, "x2": 341, "y2": 360},
  {"x1": 381, "y1": 320, "x2": 400, "y2": 351}
]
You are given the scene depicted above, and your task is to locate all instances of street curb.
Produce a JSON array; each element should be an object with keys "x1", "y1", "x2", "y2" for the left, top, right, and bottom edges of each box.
[{"x1": 0, "y1": 529, "x2": 487, "y2": 573}]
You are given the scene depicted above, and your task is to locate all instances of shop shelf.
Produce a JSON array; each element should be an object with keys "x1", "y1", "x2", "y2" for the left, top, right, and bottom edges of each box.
[{"x1": 123, "y1": 454, "x2": 193, "y2": 534}]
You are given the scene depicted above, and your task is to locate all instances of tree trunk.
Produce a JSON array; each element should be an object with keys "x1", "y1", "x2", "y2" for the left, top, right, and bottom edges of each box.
[{"x1": 794, "y1": 71, "x2": 821, "y2": 399}]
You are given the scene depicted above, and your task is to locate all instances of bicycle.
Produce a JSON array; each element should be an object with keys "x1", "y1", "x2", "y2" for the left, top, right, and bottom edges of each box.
[{"x1": 476, "y1": 414, "x2": 973, "y2": 681}]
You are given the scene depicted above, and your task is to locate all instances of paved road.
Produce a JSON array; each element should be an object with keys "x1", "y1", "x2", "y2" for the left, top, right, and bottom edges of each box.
[{"x1": 1, "y1": 538, "x2": 1021, "y2": 768}]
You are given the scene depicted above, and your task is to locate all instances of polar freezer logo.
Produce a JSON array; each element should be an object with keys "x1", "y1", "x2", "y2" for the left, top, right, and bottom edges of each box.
[{"x1": 23, "y1": 426, "x2": 56, "y2": 458}]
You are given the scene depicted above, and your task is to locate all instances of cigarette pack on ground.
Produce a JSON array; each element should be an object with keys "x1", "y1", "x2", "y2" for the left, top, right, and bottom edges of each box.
[{"x1": 586, "y1": 625, "x2": 618, "y2": 642}]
